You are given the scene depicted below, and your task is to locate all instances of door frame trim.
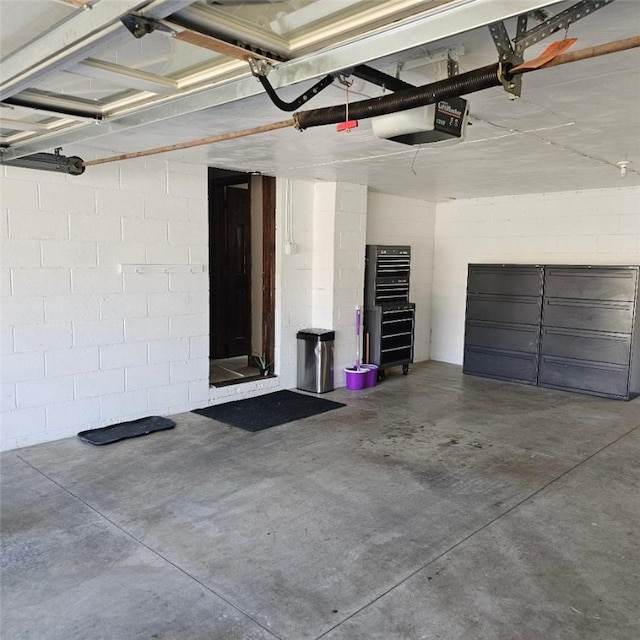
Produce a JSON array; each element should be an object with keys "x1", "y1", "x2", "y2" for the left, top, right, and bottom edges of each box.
[
  {"x1": 261, "y1": 175, "x2": 276, "y2": 373},
  {"x1": 208, "y1": 169, "x2": 275, "y2": 379}
]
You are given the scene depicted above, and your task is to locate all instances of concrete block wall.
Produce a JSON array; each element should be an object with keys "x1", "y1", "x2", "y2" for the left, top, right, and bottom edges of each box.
[
  {"x1": 0, "y1": 157, "x2": 209, "y2": 450},
  {"x1": 331, "y1": 182, "x2": 368, "y2": 383},
  {"x1": 272, "y1": 178, "x2": 367, "y2": 390},
  {"x1": 1, "y1": 168, "x2": 369, "y2": 447},
  {"x1": 367, "y1": 192, "x2": 436, "y2": 362},
  {"x1": 311, "y1": 181, "x2": 337, "y2": 328},
  {"x1": 274, "y1": 178, "x2": 315, "y2": 389},
  {"x1": 431, "y1": 187, "x2": 640, "y2": 364}
]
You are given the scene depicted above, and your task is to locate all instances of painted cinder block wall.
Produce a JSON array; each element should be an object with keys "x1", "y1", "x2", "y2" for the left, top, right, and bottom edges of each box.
[
  {"x1": 273, "y1": 177, "x2": 315, "y2": 389},
  {"x1": 1, "y1": 156, "x2": 211, "y2": 450},
  {"x1": 431, "y1": 186, "x2": 640, "y2": 364},
  {"x1": 0, "y1": 165, "x2": 370, "y2": 450}
]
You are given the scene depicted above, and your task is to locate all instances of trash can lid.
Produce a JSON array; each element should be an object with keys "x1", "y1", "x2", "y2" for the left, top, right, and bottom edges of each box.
[{"x1": 297, "y1": 328, "x2": 335, "y2": 341}]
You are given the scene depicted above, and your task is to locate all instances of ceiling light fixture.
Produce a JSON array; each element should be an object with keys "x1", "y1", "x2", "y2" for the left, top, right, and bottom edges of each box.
[{"x1": 616, "y1": 160, "x2": 631, "y2": 179}]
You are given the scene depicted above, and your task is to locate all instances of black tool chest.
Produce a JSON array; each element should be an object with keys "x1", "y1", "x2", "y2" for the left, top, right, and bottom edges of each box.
[
  {"x1": 364, "y1": 245, "x2": 415, "y2": 378},
  {"x1": 463, "y1": 264, "x2": 640, "y2": 400}
]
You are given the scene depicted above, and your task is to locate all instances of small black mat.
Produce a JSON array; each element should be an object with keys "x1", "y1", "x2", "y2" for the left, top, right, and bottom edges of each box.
[
  {"x1": 78, "y1": 416, "x2": 176, "y2": 446},
  {"x1": 193, "y1": 390, "x2": 345, "y2": 432}
]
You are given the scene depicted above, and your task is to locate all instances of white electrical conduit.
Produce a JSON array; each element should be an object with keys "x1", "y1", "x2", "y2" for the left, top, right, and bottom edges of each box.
[{"x1": 284, "y1": 179, "x2": 295, "y2": 251}]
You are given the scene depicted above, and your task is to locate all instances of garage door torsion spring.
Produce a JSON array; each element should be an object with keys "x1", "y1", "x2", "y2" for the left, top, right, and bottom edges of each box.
[{"x1": 293, "y1": 63, "x2": 502, "y2": 131}]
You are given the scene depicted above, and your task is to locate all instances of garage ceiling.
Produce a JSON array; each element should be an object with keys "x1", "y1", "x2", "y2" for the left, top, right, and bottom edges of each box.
[{"x1": 1, "y1": 0, "x2": 638, "y2": 201}]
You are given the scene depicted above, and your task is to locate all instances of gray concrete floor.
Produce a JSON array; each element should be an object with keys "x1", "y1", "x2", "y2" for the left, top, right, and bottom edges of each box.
[{"x1": 1, "y1": 361, "x2": 639, "y2": 640}]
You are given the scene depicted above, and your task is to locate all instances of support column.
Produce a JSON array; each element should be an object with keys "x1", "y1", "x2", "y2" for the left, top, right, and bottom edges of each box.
[{"x1": 312, "y1": 181, "x2": 368, "y2": 386}]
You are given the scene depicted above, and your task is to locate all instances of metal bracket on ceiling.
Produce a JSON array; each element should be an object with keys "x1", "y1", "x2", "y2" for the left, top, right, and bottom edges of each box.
[
  {"x1": 447, "y1": 51, "x2": 460, "y2": 78},
  {"x1": 514, "y1": 0, "x2": 616, "y2": 53},
  {"x1": 248, "y1": 59, "x2": 334, "y2": 112},
  {"x1": 488, "y1": 0, "x2": 616, "y2": 98},
  {"x1": 515, "y1": 13, "x2": 531, "y2": 58},
  {"x1": 488, "y1": 21, "x2": 523, "y2": 99},
  {"x1": 248, "y1": 59, "x2": 271, "y2": 77}
]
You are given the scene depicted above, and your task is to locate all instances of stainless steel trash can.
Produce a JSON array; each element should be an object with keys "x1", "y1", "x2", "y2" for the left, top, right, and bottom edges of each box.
[{"x1": 296, "y1": 329, "x2": 335, "y2": 393}]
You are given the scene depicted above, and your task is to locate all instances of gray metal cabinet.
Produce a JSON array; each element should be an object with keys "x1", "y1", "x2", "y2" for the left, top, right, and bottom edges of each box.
[
  {"x1": 463, "y1": 264, "x2": 640, "y2": 400},
  {"x1": 463, "y1": 264, "x2": 544, "y2": 384},
  {"x1": 538, "y1": 266, "x2": 640, "y2": 399}
]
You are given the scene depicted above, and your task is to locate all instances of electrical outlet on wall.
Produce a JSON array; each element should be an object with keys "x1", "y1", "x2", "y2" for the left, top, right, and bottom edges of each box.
[{"x1": 285, "y1": 242, "x2": 298, "y2": 254}]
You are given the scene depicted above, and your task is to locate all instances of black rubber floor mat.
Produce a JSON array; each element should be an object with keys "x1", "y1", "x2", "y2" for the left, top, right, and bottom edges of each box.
[
  {"x1": 77, "y1": 416, "x2": 176, "y2": 445},
  {"x1": 193, "y1": 390, "x2": 345, "y2": 432}
]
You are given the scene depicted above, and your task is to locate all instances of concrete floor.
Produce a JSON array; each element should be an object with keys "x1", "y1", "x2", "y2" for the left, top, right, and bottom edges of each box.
[{"x1": 1, "y1": 361, "x2": 639, "y2": 640}]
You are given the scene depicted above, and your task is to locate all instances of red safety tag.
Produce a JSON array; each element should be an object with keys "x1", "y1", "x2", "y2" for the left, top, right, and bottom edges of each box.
[{"x1": 336, "y1": 120, "x2": 359, "y2": 132}]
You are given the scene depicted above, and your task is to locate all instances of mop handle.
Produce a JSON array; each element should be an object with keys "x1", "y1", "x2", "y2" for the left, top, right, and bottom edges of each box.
[{"x1": 355, "y1": 305, "x2": 361, "y2": 368}]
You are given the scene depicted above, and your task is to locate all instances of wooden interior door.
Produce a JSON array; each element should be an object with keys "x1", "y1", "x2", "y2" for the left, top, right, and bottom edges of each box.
[{"x1": 209, "y1": 182, "x2": 251, "y2": 359}]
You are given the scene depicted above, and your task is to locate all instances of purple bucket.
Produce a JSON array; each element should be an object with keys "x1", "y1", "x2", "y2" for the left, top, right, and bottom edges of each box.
[
  {"x1": 344, "y1": 367, "x2": 368, "y2": 390},
  {"x1": 362, "y1": 364, "x2": 379, "y2": 388}
]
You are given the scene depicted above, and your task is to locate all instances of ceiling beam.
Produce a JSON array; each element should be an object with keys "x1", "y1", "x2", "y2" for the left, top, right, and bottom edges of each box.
[
  {"x1": 0, "y1": 0, "x2": 563, "y2": 160},
  {"x1": 0, "y1": 0, "x2": 194, "y2": 101},
  {"x1": 0, "y1": 118, "x2": 59, "y2": 133},
  {"x1": 67, "y1": 58, "x2": 179, "y2": 95}
]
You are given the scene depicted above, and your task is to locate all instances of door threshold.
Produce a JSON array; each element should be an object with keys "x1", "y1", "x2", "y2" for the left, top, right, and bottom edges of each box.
[{"x1": 211, "y1": 373, "x2": 276, "y2": 388}]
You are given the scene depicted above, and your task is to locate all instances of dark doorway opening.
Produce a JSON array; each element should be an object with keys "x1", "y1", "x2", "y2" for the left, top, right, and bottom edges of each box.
[{"x1": 208, "y1": 168, "x2": 275, "y2": 386}]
